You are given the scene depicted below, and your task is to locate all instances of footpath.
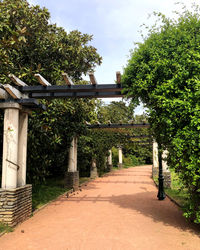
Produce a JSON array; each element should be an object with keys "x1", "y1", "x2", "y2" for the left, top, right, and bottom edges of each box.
[{"x1": 0, "y1": 165, "x2": 200, "y2": 250}]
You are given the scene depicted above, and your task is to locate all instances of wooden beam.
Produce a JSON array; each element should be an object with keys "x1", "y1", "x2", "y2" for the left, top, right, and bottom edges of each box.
[
  {"x1": 89, "y1": 72, "x2": 97, "y2": 85},
  {"x1": 8, "y1": 74, "x2": 27, "y2": 86},
  {"x1": 62, "y1": 73, "x2": 74, "y2": 86},
  {"x1": 3, "y1": 84, "x2": 26, "y2": 99},
  {"x1": 34, "y1": 74, "x2": 51, "y2": 86},
  {"x1": 0, "y1": 87, "x2": 9, "y2": 99},
  {"x1": 116, "y1": 71, "x2": 121, "y2": 84}
]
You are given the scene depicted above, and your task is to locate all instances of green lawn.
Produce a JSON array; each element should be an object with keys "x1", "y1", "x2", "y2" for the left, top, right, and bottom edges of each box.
[
  {"x1": 32, "y1": 178, "x2": 68, "y2": 211},
  {"x1": 32, "y1": 176, "x2": 91, "y2": 211}
]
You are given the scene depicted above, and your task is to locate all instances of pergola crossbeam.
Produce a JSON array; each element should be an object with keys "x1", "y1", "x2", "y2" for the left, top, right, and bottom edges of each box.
[
  {"x1": 17, "y1": 84, "x2": 123, "y2": 93},
  {"x1": 88, "y1": 123, "x2": 150, "y2": 129},
  {"x1": 30, "y1": 91, "x2": 123, "y2": 99}
]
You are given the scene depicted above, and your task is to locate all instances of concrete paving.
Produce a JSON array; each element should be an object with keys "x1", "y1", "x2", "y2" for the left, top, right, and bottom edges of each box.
[{"x1": 0, "y1": 165, "x2": 200, "y2": 250}]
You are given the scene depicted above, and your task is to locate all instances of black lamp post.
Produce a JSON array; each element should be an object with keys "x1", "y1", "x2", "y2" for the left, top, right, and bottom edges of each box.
[{"x1": 157, "y1": 143, "x2": 166, "y2": 200}]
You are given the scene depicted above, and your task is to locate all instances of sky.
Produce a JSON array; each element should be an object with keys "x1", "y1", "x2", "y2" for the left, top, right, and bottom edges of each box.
[{"x1": 28, "y1": 0, "x2": 197, "y2": 113}]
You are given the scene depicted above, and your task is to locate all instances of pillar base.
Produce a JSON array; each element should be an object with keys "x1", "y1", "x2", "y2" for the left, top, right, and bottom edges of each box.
[
  {"x1": 0, "y1": 185, "x2": 32, "y2": 227},
  {"x1": 163, "y1": 171, "x2": 171, "y2": 188},
  {"x1": 107, "y1": 164, "x2": 113, "y2": 172},
  {"x1": 90, "y1": 167, "x2": 98, "y2": 179},
  {"x1": 118, "y1": 163, "x2": 123, "y2": 169},
  {"x1": 152, "y1": 166, "x2": 159, "y2": 178},
  {"x1": 65, "y1": 171, "x2": 79, "y2": 191}
]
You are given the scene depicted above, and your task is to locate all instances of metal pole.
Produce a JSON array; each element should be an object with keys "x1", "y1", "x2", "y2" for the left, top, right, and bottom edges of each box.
[{"x1": 157, "y1": 143, "x2": 166, "y2": 200}]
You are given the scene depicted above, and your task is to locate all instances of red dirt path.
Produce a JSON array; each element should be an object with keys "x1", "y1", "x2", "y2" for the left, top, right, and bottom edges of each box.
[{"x1": 0, "y1": 165, "x2": 200, "y2": 250}]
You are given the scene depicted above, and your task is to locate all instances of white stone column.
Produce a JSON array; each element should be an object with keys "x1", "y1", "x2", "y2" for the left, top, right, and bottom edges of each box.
[
  {"x1": 153, "y1": 141, "x2": 159, "y2": 168},
  {"x1": 118, "y1": 146, "x2": 123, "y2": 169},
  {"x1": 118, "y1": 147, "x2": 123, "y2": 164},
  {"x1": 17, "y1": 111, "x2": 28, "y2": 186},
  {"x1": 90, "y1": 158, "x2": 98, "y2": 178},
  {"x1": 162, "y1": 150, "x2": 169, "y2": 172},
  {"x1": 74, "y1": 137, "x2": 78, "y2": 172},
  {"x1": 68, "y1": 137, "x2": 75, "y2": 172},
  {"x1": 1, "y1": 104, "x2": 21, "y2": 189},
  {"x1": 162, "y1": 149, "x2": 171, "y2": 188},
  {"x1": 108, "y1": 150, "x2": 112, "y2": 165},
  {"x1": 152, "y1": 141, "x2": 159, "y2": 178}
]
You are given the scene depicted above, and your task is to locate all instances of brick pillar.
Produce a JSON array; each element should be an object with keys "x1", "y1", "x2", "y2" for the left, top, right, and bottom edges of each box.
[
  {"x1": 0, "y1": 185, "x2": 32, "y2": 227},
  {"x1": 90, "y1": 158, "x2": 98, "y2": 179},
  {"x1": 65, "y1": 136, "x2": 79, "y2": 190}
]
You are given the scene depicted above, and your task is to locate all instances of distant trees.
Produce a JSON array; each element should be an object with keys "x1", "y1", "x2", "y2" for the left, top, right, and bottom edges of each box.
[{"x1": 122, "y1": 4, "x2": 200, "y2": 222}]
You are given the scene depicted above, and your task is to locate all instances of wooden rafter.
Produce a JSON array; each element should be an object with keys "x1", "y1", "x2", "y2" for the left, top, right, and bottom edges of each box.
[
  {"x1": 62, "y1": 73, "x2": 74, "y2": 86},
  {"x1": 116, "y1": 71, "x2": 121, "y2": 84},
  {"x1": 89, "y1": 72, "x2": 97, "y2": 85},
  {"x1": 8, "y1": 74, "x2": 27, "y2": 86},
  {"x1": 34, "y1": 74, "x2": 51, "y2": 86}
]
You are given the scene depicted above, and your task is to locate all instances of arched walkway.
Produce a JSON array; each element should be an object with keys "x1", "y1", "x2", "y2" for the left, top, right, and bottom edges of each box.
[{"x1": 0, "y1": 165, "x2": 199, "y2": 250}]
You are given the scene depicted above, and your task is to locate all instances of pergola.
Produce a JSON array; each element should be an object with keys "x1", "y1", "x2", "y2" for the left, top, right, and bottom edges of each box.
[{"x1": 0, "y1": 71, "x2": 166, "y2": 227}]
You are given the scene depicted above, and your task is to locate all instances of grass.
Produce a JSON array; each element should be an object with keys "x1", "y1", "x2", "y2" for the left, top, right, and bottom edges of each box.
[
  {"x1": 0, "y1": 222, "x2": 13, "y2": 234},
  {"x1": 32, "y1": 176, "x2": 91, "y2": 211},
  {"x1": 32, "y1": 178, "x2": 69, "y2": 211},
  {"x1": 154, "y1": 170, "x2": 189, "y2": 207}
]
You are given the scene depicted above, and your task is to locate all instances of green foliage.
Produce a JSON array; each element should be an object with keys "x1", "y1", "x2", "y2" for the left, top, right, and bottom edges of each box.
[
  {"x1": 153, "y1": 170, "x2": 189, "y2": 207},
  {"x1": 96, "y1": 100, "x2": 135, "y2": 123},
  {"x1": 123, "y1": 4, "x2": 200, "y2": 222},
  {"x1": 0, "y1": 0, "x2": 102, "y2": 84},
  {"x1": 0, "y1": 0, "x2": 102, "y2": 184},
  {"x1": 0, "y1": 222, "x2": 13, "y2": 233},
  {"x1": 32, "y1": 177, "x2": 67, "y2": 211}
]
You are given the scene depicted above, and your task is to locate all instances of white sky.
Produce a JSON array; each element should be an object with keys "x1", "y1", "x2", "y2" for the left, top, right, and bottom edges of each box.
[{"x1": 28, "y1": 0, "x2": 198, "y2": 113}]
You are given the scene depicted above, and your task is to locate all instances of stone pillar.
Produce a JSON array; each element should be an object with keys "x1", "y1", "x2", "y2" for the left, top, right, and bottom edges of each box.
[
  {"x1": 1, "y1": 104, "x2": 20, "y2": 189},
  {"x1": 65, "y1": 136, "x2": 79, "y2": 191},
  {"x1": 90, "y1": 158, "x2": 98, "y2": 179},
  {"x1": 162, "y1": 150, "x2": 171, "y2": 188},
  {"x1": 118, "y1": 146, "x2": 123, "y2": 169},
  {"x1": 0, "y1": 103, "x2": 32, "y2": 227},
  {"x1": 17, "y1": 111, "x2": 28, "y2": 186},
  {"x1": 152, "y1": 141, "x2": 159, "y2": 178},
  {"x1": 107, "y1": 149, "x2": 113, "y2": 171}
]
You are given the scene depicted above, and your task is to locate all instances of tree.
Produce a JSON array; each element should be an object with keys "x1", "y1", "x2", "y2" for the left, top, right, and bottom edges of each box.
[
  {"x1": 0, "y1": 0, "x2": 102, "y2": 183},
  {"x1": 0, "y1": 0, "x2": 102, "y2": 84},
  {"x1": 96, "y1": 100, "x2": 134, "y2": 123},
  {"x1": 122, "y1": 4, "x2": 200, "y2": 222}
]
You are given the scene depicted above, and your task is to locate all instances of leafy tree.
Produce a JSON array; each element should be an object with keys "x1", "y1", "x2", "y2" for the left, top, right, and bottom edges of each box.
[
  {"x1": 122, "y1": 4, "x2": 200, "y2": 222},
  {"x1": 0, "y1": 0, "x2": 101, "y2": 84},
  {"x1": 96, "y1": 100, "x2": 134, "y2": 123},
  {"x1": 0, "y1": 0, "x2": 102, "y2": 183}
]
